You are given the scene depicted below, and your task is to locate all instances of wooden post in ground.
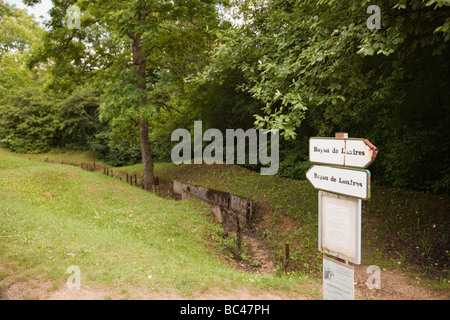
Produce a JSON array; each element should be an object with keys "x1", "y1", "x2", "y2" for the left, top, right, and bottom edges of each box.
[
  {"x1": 283, "y1": 241, "x2": 290, "y2": 271},
  {"x1": 236, "y1": 214, "x2": 242, "y2": 253}
]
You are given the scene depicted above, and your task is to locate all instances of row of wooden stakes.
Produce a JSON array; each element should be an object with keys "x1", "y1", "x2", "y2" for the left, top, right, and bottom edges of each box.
[{"x1": 44, "y1": 158, "x2": 142, "y2": 188}]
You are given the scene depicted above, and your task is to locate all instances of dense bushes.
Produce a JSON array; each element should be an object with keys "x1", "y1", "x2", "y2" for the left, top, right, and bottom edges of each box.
[
  {"x1": 58, "y1": 87, "x2": 103, "y2": 150},
  {"x1": 0, "y1": 84, "x2": 62, "y2": 153},
  {"x1": 0, "y1": 84, "x2": 143, "y2": 166},
  {"x1": 89, "y1": 129, "x2": 142, "y2": 167},
  {"x1": 0, "y1": 84, "x2": 102, "y2": 152}
]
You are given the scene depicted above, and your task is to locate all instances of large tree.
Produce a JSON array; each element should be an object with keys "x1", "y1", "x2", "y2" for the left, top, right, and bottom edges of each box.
[
  {"x1": 197, "y1": 0, "x2": 450, "y2": 193},
  {"x1": 0, "y1": 0, "x2": 43, "y2": 100},
  {"x1": 201, "y1": 0, "x2": 450, "y2": 138},
  {"x1": 26, "y1": 0, "x2": 223, "y2": 189}
]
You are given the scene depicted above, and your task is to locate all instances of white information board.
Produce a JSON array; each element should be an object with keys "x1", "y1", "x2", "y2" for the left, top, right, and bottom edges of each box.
[
  {"x1": 318, "y1": 191, "x2": 361, "y2": 264},
  {"x1": 323, "y1": 256, "x2": 355, "y2": 300}
]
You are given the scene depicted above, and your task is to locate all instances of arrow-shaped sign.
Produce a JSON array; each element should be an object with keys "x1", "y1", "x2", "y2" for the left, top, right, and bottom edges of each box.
[
  {"x1": 306, "y1": 165, "x2": 371, "y2": 200},
  {"x1": 309, "y1": 138, "x2": 378, "y2": 168}
]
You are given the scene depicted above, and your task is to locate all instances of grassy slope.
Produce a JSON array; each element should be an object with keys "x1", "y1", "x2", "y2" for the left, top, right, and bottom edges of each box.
[
  {"x1": 0, "y1": 149, "x2": 313, "y2": 298},
  {"x1": 3, "y1": 148, "x2": 448, "y2": 295}
]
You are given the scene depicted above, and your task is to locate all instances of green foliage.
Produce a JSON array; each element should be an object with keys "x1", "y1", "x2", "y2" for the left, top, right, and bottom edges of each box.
[
  {"x1": 0, "y1": 81, "x2": 107, "y2": 154},
  {"x1": 0, "y1": 1, "x2": 60, "y2": 153},
  {"x1": 58, "y1": 86, "x2": 103, "y2": 149},
  {"x1": 343, "y1": 44, "x2": 450, "y2": 194},
  {"x1": 89, "y1": 128, "x2": 142, "y2": 167},
  {"x1": 2, "y1": 0, "x2": 447, "y2": 195},
  {"x1": 29, "y1": 0, "x2": 224, "y2": 125},
  {"x1": 25, "y1": 0, "x2": 226, "y2": 186},
  {"x1": 0, "y1": 52, "x2": 33, "y2": 100},
  {"x1": 196, "y1": 0, "x2": 450, "y2": 194},
  {"x1": 0, "y1": 83, "x2": 63, "y2": 153},
  {"x1": 187, "y1": 68, "x2": 262, "y2": 131},
  {"x1": 201, "y1": 0, "x2": 450, "y2": 137},
  {"x1": 0, "y1": 0, "x2": 43, "y2": 55},
  {"x1": 0, "y1": 0, "x2": 43, "y2": 100},
  {"x1": 277, "y1": 139, "x2": 311, "y2": 180}
]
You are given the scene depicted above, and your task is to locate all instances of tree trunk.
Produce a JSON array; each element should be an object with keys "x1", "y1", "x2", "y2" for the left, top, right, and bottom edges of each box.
[
  {"x1": 139, "y1": 119, "x2": 155, "y2": 190},
  {"x1": 132, "y1": 33, "x2": 154, "y2": 190}
]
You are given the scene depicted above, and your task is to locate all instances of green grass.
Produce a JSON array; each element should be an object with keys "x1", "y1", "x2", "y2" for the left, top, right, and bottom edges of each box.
[
  {"x1": 152, "y1": 163, "x2": 324, "y2": 275},
  {"x1": 9, "y1": 148, "x2": 107, "y2": 166},
  {"x1": 149, "y1": 162, "x2": 449, "y2": 287},
  {"x1": 0, "y1": 148, "x2": 314, "y2": 298},
  {"x1": 362, "y1": 188, "x2": 449, "y2": 282},
  {"x1": 112, "y1": 161, "x2": 323, "y2": 275},
  {"x1": 3, "y1": 147, "x2": 448, "y2": 296}
]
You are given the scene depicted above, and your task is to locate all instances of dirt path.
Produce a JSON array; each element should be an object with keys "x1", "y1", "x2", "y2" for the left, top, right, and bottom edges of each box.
[
  {"x1": 0, "y1": 272, "x2": 308, "y2": 300},
  {"x1": 1, "y1": 228, "x2": 447, "y2": 300},
  {"x1": 1, "y1": 267, "x2": 447, "y2": 300},
  {"x1": 242, "y1": 233, "x2": 277, "y2": 274},
  {"x1": 353, "y1": 264, "x2": 448, "y2": 300}
]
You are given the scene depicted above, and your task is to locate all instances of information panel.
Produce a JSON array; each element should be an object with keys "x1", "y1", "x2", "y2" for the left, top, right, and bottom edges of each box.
[
  {"x1": 323, "y1": 256, "x2": 355, "y2": 300},
  {"x1": 318, "y1": 191, "x2": 361, "y2": 264}
]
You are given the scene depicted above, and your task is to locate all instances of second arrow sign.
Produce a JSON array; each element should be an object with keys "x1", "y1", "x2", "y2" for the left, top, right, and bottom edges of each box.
[{"x1": 306, "y1": 165, "x2": 371, "y2": 200}]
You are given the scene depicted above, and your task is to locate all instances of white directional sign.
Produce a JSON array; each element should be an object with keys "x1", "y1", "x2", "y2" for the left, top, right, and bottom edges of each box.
[
  {"x1": 306, "y1": 165, "x2": 371, "y2": 200},
  {"x1": 309, "y1": 137, "x2": 378, "y2": 168}
]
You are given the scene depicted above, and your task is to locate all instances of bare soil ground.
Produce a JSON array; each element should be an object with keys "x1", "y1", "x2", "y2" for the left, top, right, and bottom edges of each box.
[
  {"x1": 353, "y1": 264, "x2": 449, "y2": 300},
  {"x1": 0, "y1": 281, "x2": 308, "y2": 300},
  {"x1": 1, "y1": 261, "x2": 448, "y2": 300}
]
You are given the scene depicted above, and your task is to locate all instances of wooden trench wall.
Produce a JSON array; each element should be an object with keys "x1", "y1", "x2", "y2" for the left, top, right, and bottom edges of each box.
[{"x1": 171, "y1": 180, "x2": 253, "y2": 230}]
